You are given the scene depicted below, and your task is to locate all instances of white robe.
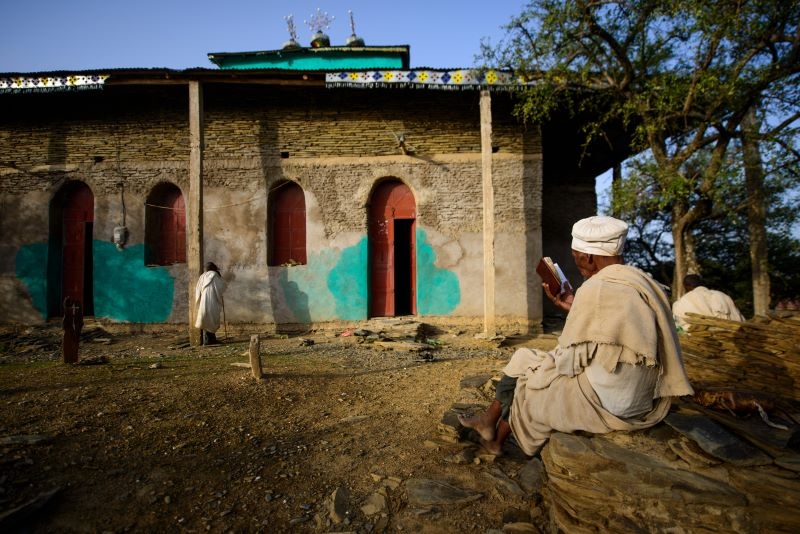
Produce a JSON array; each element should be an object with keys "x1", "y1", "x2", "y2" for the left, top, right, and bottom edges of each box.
[
  {"x1": 503, "y1": 264, "x2": 694, "y2": 456},
  {"x1": 673, "y1": 286, "x2": 744, "y2": 330},
  {"x1": 195, "y1": 271, "x2": 226, "y2": 332}
]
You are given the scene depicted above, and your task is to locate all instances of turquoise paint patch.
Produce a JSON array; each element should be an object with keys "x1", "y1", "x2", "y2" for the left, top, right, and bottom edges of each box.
[
  {"x1": 273, "y1": 268, "x2": 312, "y2": 325},
  {"x1": 15, "y1": 243, "x2": 49, "y2": 317},
  {"x1": 93, "y1": 242, "x2": 174, "y2": 322},
  {"x1": 280, "y1": 248, "x2": 339, "y2": 322},
  {"x1": 416, "y1": 229, "x2": 460, "y2": 315},
  {"x1": 327, "y1": 238, "x2": 369, "y2": 321},
  {"x1": 273, "y1": 242, "x2": 368, "y2": 323},
  {"x1": 270, "y1": 243, "x2": 369, "y2": 323}
]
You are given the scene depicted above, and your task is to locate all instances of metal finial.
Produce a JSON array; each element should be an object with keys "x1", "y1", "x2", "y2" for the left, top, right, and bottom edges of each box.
[
  {"x1": 345, "y1": 9, "x2": 365, "y2": 47},
  {"x1": 282, "y1": 14, "x2": 301, "y2": 49},
  {"x1": 349, "y1": 10, "x2": 357, "y2": 35},
  {"x1": 304, "y1": 8, "x2": 334, "y2": 34},
  {"x1": 284, "y1": 14, "x2": 298, "y2": 42}
]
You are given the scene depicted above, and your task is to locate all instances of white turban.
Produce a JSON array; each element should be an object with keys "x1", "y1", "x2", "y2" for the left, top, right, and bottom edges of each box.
[{"x1": 571, "y1": 216, "x2": 629, "y2": 256}]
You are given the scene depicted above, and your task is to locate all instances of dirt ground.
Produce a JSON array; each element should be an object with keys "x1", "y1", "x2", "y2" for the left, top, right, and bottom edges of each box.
[{"x1": 0, "y1": 321, "x2": 560, "y2": 534}]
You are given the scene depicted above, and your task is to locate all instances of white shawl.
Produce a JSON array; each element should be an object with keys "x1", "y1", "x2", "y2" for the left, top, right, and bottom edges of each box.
[
  {"x1": 673, "y1": 286, "x2": 744, "y2": 330},
  {"x1": 503, "y1": 264, "x2": 693, "y2": 456},
  {"x1": 194, "y1": 271, "x2": 226, "y2": 332}
]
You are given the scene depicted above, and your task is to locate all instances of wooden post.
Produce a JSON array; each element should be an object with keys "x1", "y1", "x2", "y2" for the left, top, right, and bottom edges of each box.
[
  {"x1": 249, "y1": 335, "x2": 263, "y2": 379},
  {"x1": 187, "y1": 81, "x2": 204, "y2": 346},
  {"x1": 480, "y1": 89, "x2": 496, "y2": 338},
  {"x1": 61, "y1": 297, "x2": 83, "y2": 363}
]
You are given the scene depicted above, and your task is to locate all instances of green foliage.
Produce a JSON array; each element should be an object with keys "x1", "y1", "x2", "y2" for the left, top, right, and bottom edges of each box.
[
  {"x1": 487, "y1": 0, "x2": 800, "y2": 303},
  {"x1": 611, "y1": 137, "x2": 800, "y2": 310},
  {"x1": 487, "y1": 0, "x2": 800, "y2": 173}
]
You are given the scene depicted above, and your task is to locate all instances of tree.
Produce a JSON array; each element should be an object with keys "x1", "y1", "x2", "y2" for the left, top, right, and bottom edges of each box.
[
  {"x1": 483, "y1": 0, "x2": 800, "y2": 300},
  {"x1": 691, "y1": 158, "x2": 800, "y2": 315},
  {"x1": 742, "y1": 105, "x2": 770, "y2": 315},
  {"x1": 611, "y1": 129, "x2": 800, "y2": 315}
]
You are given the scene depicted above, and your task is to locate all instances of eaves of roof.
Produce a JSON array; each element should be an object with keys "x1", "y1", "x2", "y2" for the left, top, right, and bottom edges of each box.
[
  {"x1": 0, "y1": 68, "x2": 331, "y2": 89},
  {"x1": 1, "y1": 67, "x2": 528, "y2": 91}
]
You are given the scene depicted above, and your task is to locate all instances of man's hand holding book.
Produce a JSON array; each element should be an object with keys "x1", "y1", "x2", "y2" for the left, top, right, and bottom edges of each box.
[{"x1": 537, "y1": 257, "x2": 574, "y2": 313}]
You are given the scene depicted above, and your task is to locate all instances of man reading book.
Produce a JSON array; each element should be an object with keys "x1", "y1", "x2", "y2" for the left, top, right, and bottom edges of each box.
[
  {"x1": 459, "y1": 216, "x2": 693, "y2": 456},
  {"x1": 536, "y1": 257, "x2": 571, "y2": 298}
]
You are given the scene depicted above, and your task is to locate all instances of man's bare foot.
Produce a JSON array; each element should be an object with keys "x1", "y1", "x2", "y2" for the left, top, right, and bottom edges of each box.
[
  {"x1": 457, "y1": 413, "x2": 496, "y2": 442},
  {"x1": 478, "y1": 437, "x2": 504, "y2": 456}
]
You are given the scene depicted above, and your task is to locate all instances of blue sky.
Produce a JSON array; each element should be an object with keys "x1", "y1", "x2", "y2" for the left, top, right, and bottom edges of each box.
[{"x1": 1, "y1": 1, "x2": 526, "y2": 73}]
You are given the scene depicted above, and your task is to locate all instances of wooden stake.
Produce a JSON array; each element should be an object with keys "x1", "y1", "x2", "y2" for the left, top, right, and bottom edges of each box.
[
  {"x1": 61, "y1": 297, "x2": 82, "y2": 364},
  {"x1": 249, "y1": 335, "x2": 263, "y2": 379}
]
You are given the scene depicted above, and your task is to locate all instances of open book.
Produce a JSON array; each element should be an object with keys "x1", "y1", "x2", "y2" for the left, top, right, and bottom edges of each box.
[{"x1": 536, "y1": 256, "x2": 572, "y2": 296}]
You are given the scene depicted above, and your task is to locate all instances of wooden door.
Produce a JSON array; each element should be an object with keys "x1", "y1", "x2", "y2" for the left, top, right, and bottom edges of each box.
[
  {"x1": 61, "y1": 183, "x2": 94, "y2": 313},
  {"x1": 368, "y1": 181, "x2": 416, "y2": 317},
  {"x1": 157, "y1": 188, "x2": 186, "y2": 264},
  {"x1": 271, "y1": 182, "x2": 307, "y2": 265}
]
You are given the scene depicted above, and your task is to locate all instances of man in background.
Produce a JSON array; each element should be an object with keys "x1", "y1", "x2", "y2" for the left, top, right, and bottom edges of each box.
[
  {"x1": 672, "y1": 274, "x2": 744, "y2": 332},
  {"x1": 195, "y1": 262, "x2": 226, "y2": 345}
]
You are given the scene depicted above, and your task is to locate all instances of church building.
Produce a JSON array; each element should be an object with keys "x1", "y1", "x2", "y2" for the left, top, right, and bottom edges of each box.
[{"x1": 0, "y1": 17, "x2": 624, "y2": 338}]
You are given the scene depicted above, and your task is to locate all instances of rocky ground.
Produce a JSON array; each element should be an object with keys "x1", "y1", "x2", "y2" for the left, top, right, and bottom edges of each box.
[
  {"x1": 0, "y1": 320, "x2": 559, "y2": 534},
  {"x1": 2, "y1": 318, "x2": 800, "y2": 534}
]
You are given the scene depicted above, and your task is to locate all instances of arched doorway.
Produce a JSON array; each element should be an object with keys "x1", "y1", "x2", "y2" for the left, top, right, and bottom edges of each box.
[
  {"x1": 48, "y1": 181, "x2": 94, "y2": 317},
  {"x1": 368, "y1": 180, "x2": 416, "y2": 317}
]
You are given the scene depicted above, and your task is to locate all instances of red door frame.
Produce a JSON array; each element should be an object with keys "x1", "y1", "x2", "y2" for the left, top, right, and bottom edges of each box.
[
  {"x1": 61, "y1": 182, "x2": 94, "y2": 313},
  {"x1": 368, "y1": 180, "x2": 416, "y2": 317}
]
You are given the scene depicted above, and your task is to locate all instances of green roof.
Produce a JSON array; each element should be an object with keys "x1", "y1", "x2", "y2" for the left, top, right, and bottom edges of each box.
[{"x1": 207, "y1": 46, "x2": 410, "y2": 71}]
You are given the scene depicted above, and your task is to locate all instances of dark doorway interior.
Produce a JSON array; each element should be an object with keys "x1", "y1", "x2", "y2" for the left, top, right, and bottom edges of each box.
[{"x1": 394, "y1": 219, "x2": 414, "y2": 316}]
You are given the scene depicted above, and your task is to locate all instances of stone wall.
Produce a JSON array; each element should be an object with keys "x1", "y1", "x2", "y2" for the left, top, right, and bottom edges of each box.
[{"x1": 0, "y1": 82, "x2": 546, "y2": 331}]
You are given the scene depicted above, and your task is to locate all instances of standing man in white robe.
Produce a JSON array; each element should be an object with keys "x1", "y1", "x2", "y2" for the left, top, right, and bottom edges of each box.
[{"x1": 195, "y1": 262, "x2": 226, "y2": 345}]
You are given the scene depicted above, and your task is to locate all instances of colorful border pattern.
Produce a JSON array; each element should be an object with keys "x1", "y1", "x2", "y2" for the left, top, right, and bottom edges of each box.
[
  {"x1": 325, "y1": 69, "x2": 530, "y2": 90},
  {"x1": 0, "y1": 74, "x2": 109, "y2": 93}
]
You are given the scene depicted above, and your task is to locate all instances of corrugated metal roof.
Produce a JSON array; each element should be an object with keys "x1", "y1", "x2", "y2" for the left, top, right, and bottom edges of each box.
[{"x1": 207, "y1": 45, "x2": 410, "y2": 71}]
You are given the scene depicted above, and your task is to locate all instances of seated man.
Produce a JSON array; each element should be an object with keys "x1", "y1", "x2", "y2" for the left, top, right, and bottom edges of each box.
[
  {"x1": 459, "y1": 216, "x2": 694, "y2": 456},
  {"x1": 672, "y1": 274, "x2": 744, "y2": 331}
]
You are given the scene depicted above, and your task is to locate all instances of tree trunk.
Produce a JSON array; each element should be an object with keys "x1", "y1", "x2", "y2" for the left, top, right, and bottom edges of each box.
[
  {"x1": 684, "y1": 231, "x2": 701, "y2": 275},
  {"x1": 742, "y1": 105, "x2": 770, "y2": 317},
  {"x1": 671, "y1": 203, "x2": 689, "y2": 298},
  {"x1": 671, "y1": 196, "x2": 705, "y2": 298},
  {"x1": 611, "y1": 163, "x2": 622, "y2": 217}
]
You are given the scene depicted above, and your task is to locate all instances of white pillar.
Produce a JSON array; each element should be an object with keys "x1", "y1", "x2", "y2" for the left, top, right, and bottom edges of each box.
[
  {"x1": 188, "y1": 81, "x2": 204, "y2": 346},
  {"x1": 480, "y1": 90, "x2": 495, "y2": 337}
]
